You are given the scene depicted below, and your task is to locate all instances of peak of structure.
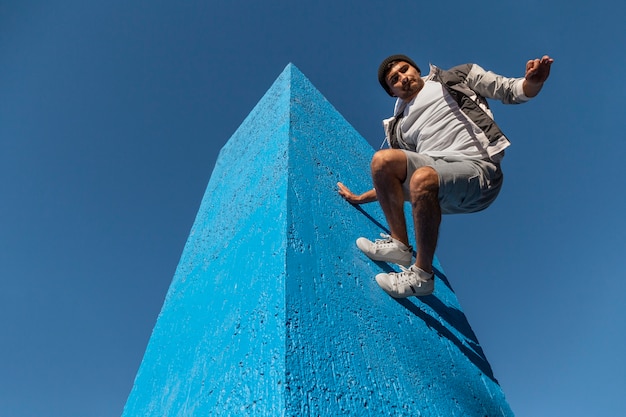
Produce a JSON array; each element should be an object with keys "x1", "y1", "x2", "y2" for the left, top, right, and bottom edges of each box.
[{"x1": 123, "y1": 64, "x2": 513, "y2": 417}]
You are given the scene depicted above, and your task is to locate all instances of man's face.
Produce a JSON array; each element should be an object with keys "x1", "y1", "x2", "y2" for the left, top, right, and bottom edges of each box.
[{"x1": 385, "y1": 61, "x2": 423, "y2": 101}]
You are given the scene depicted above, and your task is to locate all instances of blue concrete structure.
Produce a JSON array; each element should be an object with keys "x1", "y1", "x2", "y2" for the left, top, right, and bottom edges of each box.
[{"x1": 123, "y1": 64, "x2": 514, "y2": 416}]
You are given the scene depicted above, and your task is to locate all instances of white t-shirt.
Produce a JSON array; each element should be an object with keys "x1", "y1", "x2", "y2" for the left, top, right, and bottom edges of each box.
[{"x1": 396, "y1": 80, "x2": 490, "y2": 160}]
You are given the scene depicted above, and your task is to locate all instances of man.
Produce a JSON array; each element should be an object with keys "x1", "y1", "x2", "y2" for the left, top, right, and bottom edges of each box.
[{"x1": 337, "y1": 54, "x2": 553, "y2": 298}]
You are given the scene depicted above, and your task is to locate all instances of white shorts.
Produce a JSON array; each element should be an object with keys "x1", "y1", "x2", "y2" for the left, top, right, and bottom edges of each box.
[{"x1": 401, "y1": 150, "x2": 503, "y2": 214}]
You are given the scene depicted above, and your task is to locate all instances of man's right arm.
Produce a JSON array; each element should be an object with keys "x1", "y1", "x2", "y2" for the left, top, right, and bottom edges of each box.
[{"x1": 337, "y1": 182, "x2": 377, "y2": 204}]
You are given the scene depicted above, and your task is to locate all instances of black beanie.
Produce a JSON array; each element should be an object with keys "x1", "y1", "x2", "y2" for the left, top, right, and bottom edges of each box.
[{"x1": 378, "y1": 54, "x2": 420, "y2": 96}]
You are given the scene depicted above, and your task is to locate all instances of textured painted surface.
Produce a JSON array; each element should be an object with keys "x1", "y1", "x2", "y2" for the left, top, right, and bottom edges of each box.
[{"x1": 123, "y1": 64, "x2": 514, "y2": 416}]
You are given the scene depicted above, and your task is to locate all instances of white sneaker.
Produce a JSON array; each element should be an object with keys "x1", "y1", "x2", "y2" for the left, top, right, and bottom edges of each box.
[
  {"x1": 356, "y1": 233, "x2": 412, "y2": 267},
  {"x1": 375, "y1": 265, "x2": 434, "y2": 298}
]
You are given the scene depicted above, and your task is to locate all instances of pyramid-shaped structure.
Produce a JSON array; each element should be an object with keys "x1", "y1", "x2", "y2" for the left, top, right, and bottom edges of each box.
[{"x1": 123, "y1": 64, "x2": 514, "y2": 416}]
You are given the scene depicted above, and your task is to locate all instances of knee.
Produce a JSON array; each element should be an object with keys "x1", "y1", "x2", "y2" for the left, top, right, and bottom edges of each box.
[
  {"x1": 409, "y1": 167, "x2": 439, "y2": 199},
  {"x1": 370, "y1": 149, "x2": 406, "y2": 177}
]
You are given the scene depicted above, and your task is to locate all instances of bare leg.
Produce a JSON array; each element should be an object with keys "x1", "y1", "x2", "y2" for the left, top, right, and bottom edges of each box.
[
  {"x1": 409, "y1": 167, "x2": 441, "y2": 274},
  {"x1": 370, "y1": 150, "x2": 410, "y2": 247}
]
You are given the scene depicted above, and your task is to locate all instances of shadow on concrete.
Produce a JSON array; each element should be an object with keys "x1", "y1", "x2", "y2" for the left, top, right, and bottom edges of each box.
[
  {"x1": 351, "y1": 203, "x2": 497, "y2": 382},
  {"x1": 395, "y1": 296, "x2": 497, "y2": 383}
]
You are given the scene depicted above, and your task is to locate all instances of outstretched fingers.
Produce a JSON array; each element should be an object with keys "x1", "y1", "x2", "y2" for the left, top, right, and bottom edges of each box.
[
  {"x1": 337, "y1": 182, "x2": 374, "y2": 204},
  {"x1": 337, "y1": 182, "x2": 354, "y2": 199}
]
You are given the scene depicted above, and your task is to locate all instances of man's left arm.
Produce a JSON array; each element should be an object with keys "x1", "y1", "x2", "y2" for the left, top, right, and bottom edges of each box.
[
  {"x1": 522, "y1": 55, "x2": 554, "y2": 97},
  {"x1": 463, "y1": 55, "x2": 554, "y2": 103}
]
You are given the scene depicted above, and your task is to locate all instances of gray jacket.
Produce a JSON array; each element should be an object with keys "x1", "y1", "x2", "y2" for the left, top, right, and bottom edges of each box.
[{"x1": 384, "y1": 63, "x2": 529, "y2": 162}]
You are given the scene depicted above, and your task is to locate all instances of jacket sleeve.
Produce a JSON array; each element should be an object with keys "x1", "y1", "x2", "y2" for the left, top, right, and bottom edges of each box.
[{"x1": 461, "y1": 63, "x2": 530, "y2": 104}]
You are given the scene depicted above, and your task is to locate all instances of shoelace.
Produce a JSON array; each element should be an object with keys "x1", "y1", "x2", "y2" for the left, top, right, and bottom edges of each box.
[
  {"x1": 393, "y1": 265, "x2": 429, "y2": 285},
  {"x1": 374, "y1": 233, "x2": 394, "y2": 246}
]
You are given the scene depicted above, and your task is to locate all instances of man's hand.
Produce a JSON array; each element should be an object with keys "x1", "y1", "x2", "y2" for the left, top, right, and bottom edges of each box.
[
  {"x1": 337, "y1": 182, "x2": 377, "y2": 204},
  {"x1": 523, "y1": 55, "x2": 554, "y2": 97}
]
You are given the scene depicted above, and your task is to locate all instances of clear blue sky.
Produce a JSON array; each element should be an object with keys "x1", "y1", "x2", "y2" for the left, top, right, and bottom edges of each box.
[{"x1": 2, "y1": 1, "x2": 625, "y2": 416}]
